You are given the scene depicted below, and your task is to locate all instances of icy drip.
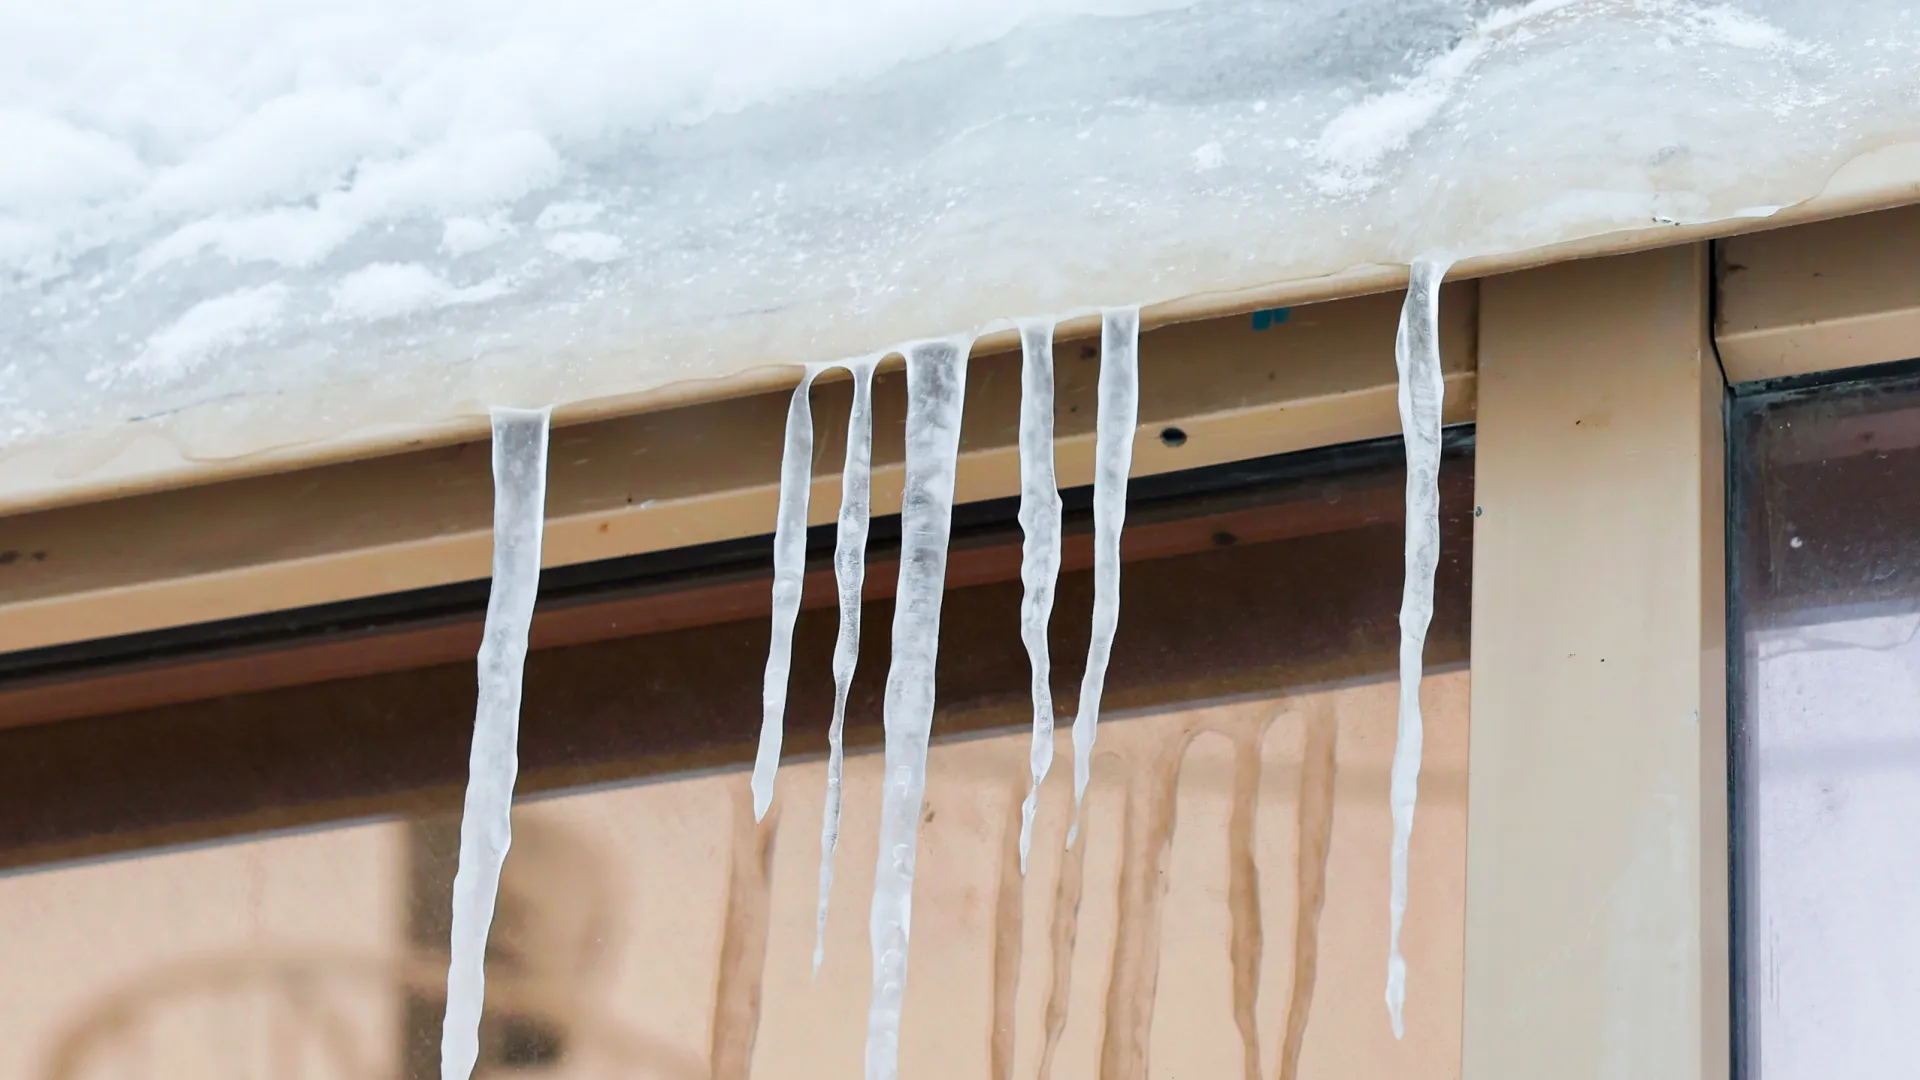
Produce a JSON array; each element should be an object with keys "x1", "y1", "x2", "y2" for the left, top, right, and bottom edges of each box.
[
  {"x1": 1014, "y1": 318, "x2": 1064, "y2": 873},
  {"x1": 1067, "y1": 307, "x2": 1139, "y2": 847},
  {"x1": 1385, "y1": 257, "x2": 1453, "y2": 1040},
  {"x1": 751, "y1": 366, "x2": 822, "y2": 822},
  {"x1": 865, "y1": 337, "x2": 971, "y2": 1080},
  {"x1": 815, "y1": 355, "x2": 880, "y2": 975},
  {"x1": 441, "y1": 407, "x2": 552, "y2": 1080}
]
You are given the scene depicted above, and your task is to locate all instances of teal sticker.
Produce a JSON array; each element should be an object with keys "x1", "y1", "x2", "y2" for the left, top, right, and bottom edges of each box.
[{"x1": 1250, "y1": 307, "x2": 1291, "y2": 330}]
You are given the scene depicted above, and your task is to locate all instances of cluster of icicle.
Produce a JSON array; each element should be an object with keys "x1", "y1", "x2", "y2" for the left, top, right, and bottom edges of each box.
[
  {"x1": 434, "y1": 261, "x2": 1452, "y2": 1080},
  {"x1": 748, "y1": 310, "x2": 1139, "y2": 1080}
]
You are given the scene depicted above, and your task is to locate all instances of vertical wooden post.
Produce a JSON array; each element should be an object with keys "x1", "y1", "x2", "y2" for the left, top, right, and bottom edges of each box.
[{"x1": 1464, "y1": 244, "x2": 1728, "y2": 1080}]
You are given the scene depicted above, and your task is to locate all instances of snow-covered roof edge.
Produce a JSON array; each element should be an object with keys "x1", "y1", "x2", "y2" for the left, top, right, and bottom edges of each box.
[
  {"x1": 5, "y1": 143, "x2": 1914, "y2": 519},
  {"x1": 6, "y1": 0, "x2": 1918, "y2": 514}
]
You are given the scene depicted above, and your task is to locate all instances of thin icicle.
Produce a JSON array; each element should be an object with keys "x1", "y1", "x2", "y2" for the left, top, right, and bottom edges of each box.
[
  {"x1": 1067, "y1": 307, "x2": 1139, "y2": 848},
  {"x1": 1015, "y1": 317, "x2": 1063, "y2": 874},
  {"x1": 751, "y1": 366, "x2": 822, "y2": 822},
  {"x1": 866, "y1": 336, "x2": 971, "y2": 1080},
  {"x1": 441, "y1": 406, "x2": 551, "y2": 1080},
  {"x1": 815, "y1": 355, "x2": 880, "y2": 976},
  {"x1": 1385, "y1": 256, "x2": 1453, "y2": 1040}
]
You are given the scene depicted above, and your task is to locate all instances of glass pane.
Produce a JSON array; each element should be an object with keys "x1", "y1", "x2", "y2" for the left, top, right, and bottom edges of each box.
[
  {"x1": 1732, "y1": 371, "x2": 1920, "y2": 1079},
  {"x1": 0, "y1": 441, "x2": 1472, "y2": 1079}
]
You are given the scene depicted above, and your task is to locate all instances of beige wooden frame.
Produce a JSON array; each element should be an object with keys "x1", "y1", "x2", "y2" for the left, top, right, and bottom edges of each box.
[
  {"x1": 1467, "y1": 244, "x2": 1728, "y2": 1080},
  {"x1": 1463, "y1": 208, "x2": 1920, "y2": 1078},
  {"x1": 13, "y1": 194, "x2": 1920, "y2": 1078},
  {"x1": 1718, "y1": 204, "x2": 1920, "y2": 383}
]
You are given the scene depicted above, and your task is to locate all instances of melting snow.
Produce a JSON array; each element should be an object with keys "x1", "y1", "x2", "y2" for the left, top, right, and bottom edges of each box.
[
  {"x1": 117, "y1": 284, "x2": 288, "y2": 384},
  {"x1": 2, "y1": 1, "x2": 1910, "y2": 478}
]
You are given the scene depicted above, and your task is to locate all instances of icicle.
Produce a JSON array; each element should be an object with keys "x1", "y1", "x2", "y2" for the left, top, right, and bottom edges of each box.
[
  {"x1": 1067, "y1": 307, "x2": 1139, "y2": 847},
  {"x1": 441, "y1": 406, "x2": 552, "y2": 1080},
  {"x1": 1385, "y1": 256, "x2": 1453, "y2": 1039},
  {"x1": 751, "y1": 366, "x2": 822, "y2": 822},
  {"x1": 866, "y1": 336, "x2": 971, "y2": 1080},
  {"x1": 1015, "y1": 318, "x2": 1063, "y2": 874},
  {"x1": 814, "y1": 355, "x2": 880, "y2": 976}
]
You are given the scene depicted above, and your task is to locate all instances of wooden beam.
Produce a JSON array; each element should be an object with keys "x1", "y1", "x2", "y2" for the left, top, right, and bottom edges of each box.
[
  {"x1": 1465, "y1": 246, "x2": 1728, "y2": 1080},
  {"x1": 0, "y1": 287, "x2": 1475, "y2": 654}
]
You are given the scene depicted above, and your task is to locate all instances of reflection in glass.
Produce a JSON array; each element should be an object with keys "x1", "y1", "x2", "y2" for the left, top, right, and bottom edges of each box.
[
  {"x1": 1733, "y1": 369, "x2": 1920, "y2": 1079},
  {"x1": 0, "y1": 441, "x2": 1473, "y2": 1079}
]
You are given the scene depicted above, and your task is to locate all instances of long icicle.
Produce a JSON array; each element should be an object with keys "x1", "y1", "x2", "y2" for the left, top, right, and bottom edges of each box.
[
  {"x1": 815, "y1": 355, "x2": 881, "y2": 976},
  {"x1": 1385, "y1": 256, "x2": 1453, "y2": 1039},
  {"x1": 866, "y1": 336, "x2": 972, "y2": 1080},
  {"x1": 1015, "y1": 317, "x2": 1063, "y2": 874},
  {"x1": 441, "y1": 406, "x2": 552, "y2": 1080},
  {"x1": 1068, "y1": 307, "x2": 1140, "y2": 847},
  {"x1": 751, "y1": 366, "x2": 822, "y2": 822}
]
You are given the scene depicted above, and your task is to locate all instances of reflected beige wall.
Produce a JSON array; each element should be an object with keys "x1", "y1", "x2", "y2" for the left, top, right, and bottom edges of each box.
[
  {"x1": 0, "y1": 673, "x2": 1466, "y2": 1080},
  {"x1": 0, "y1": 826, "x2": 407, "y2": 1079}
]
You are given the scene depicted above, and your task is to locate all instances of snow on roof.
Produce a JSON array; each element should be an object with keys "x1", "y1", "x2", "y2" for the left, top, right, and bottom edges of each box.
[{"x1": 1, "y1": 0, "x2": 1916, "y2": 504}]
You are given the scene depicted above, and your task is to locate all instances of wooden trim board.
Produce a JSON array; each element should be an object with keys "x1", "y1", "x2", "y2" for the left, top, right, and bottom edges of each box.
[{"x1": 0, "y1": 286, "x2": 1476, "y2": 654}]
